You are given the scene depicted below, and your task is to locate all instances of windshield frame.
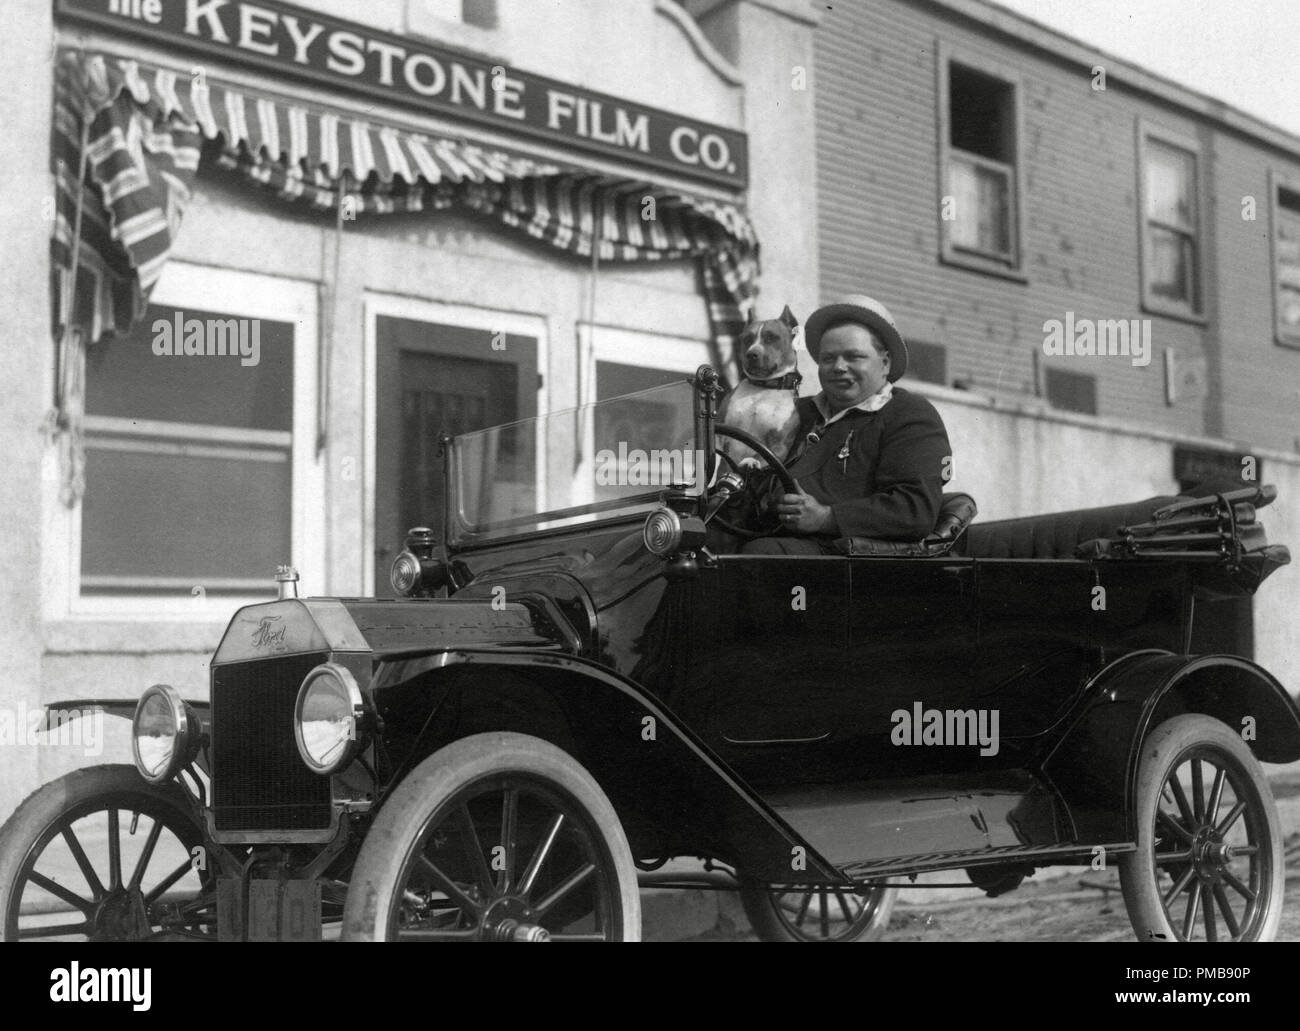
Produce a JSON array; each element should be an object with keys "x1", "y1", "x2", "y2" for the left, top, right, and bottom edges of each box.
[{"x1": 442, "y1": 367, "x2": 722, "y2": 550}]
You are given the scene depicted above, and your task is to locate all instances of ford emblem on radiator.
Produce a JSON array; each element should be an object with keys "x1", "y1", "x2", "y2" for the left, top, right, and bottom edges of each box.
[{"x1": 250, "y1": 615, "x2": 288, "y2": 651}]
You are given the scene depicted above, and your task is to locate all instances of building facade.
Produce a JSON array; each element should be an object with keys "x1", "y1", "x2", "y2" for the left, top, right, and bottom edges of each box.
[
  {"x1": 0, "y1": 0, "x2": 820, "y2": 819},
  {"x1": 2, "y1": 0, "x2": 1297, "y2": 826},
  {"x1": 802, "y1": 0, "x2": 1300, "y2": 449}
]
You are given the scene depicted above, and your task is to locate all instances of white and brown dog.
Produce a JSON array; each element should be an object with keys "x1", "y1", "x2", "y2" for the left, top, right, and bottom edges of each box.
[{"x1": 718, "y1": 305, "x2": 802, "y2": 471}]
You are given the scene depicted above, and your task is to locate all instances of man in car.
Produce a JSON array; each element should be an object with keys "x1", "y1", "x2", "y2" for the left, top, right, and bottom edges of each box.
[{"x1": 742, "y1": 294, "x2": 952, "y2": 555}]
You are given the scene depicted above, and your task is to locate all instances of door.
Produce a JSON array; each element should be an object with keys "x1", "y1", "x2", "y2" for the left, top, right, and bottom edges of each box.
[
  {"x1": 703, "y1": 555, "x2": 849, "y2": 785},
  {"x1": 846, "y1": 558, "x2": 979, "y2": 772},
  {"x1": 374, "y1": 315, "x2": 537, "y2": 594}
]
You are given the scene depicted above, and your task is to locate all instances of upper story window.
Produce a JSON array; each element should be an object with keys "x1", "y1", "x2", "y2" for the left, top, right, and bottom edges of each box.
[
  {"x1": 939, "y1": 49, "x2": 1024, "y2": 279},
  {"x1": 1138, "y1": 124, "x2": 1204, "y2": 321},
  {"x1": 1272, "y1": 175, "x2": 1300, "y2": 347}
]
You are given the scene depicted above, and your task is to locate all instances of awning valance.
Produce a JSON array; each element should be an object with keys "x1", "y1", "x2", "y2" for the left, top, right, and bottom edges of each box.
[{"x1": 53, "y1": 49, "x2": 758, "y2": 355}]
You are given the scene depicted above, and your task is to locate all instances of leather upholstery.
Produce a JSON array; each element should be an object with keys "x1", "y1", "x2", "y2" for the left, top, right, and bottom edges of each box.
[
  {"x1": 961, "y1": 496, "x2": 1178, "y2": 560},
  {"x1": 832, "y1": 492, "x2": 978, "y2": 557}
]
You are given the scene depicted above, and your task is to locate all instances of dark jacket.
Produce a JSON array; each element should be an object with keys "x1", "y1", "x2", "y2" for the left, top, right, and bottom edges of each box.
[{"x1": 785, "y1": 387, "x2": 952, "y2": 540}]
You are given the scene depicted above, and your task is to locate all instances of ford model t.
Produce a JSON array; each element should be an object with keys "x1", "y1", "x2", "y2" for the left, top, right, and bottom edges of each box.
[{"x1": 1, "y1": 367, "x2": 1295, "y2": 942}]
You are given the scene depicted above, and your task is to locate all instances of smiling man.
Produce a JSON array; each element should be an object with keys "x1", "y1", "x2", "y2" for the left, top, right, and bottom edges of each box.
[{"x1": 742, "y1": 294, "x2": 953, "y2": 555}]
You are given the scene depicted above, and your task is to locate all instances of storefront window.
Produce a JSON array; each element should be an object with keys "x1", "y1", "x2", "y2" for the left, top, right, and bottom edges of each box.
[
  {"x1": 81, "y1": 304, "x2": 295, "y2": 594},
  {"x1": 57, "y1": 262, "x2": 322, "y2": 614}
]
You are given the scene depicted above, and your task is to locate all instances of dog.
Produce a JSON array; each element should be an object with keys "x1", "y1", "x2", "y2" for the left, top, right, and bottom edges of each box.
[{"x1": 718, "y1": 305, "x2": 803, "y2": 472}]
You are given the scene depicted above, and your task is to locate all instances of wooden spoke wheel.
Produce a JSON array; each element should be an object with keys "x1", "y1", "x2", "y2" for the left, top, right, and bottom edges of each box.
[
  {"x1": 0, "y1": 765, "x2": 214, "y2": 941},
  {"x1": 342, "y1": 733, "x2": 640, "y2": 941},
  {"x1": 1119, "y1": 715, "x2": 1283, "y2": 942},
  {"x1": 740, "y1": 880, "x2": 898, "y2": 942}
]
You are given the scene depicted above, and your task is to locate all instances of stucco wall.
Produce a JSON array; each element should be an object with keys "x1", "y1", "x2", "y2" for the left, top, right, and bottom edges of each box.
[{"x1": 0, "y1": 3, "x2": 56, "y2": 815}]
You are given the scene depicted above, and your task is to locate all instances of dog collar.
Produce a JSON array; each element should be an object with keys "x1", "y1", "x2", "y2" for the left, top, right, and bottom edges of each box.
[{"x1": 748, "y1": 370, "x2": 802, "y2": 390}]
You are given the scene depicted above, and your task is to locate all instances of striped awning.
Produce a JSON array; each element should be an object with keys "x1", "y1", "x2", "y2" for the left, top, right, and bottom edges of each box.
[{"x1": 51, "y1": 48, "x2": 759, "y2": 362}]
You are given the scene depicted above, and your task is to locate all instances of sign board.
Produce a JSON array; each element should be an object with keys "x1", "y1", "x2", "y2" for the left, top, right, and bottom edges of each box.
[
  {"x1": 1173, "y1": 444, "x2": 1261, "y2": 492},
  {"x1": 56, "y1": 0, "x2": 749, "y2": 188}
]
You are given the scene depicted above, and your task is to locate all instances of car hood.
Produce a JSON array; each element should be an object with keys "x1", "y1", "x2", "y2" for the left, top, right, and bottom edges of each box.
[{"x1": 212, "y1": 596, "x2": 565, "y2": 664}]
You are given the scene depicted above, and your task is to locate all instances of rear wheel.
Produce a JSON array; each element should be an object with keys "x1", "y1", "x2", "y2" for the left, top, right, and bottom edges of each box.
[
  {"x1": 342, "y1": 733, "x2": 640, "y2": 941},
  {"x1": 1118, "y1": 714, "x2": 1283, "y2": 942},
  {"x1": 0, "y1": 765, "x2": 213, "y2": 941},
  {"x1": 740, "y1": 881, "x2": 897, "y2": 942}
]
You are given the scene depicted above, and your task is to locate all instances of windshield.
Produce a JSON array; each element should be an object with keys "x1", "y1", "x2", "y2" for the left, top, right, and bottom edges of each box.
[{"x1": 448, "y1": 380, "x2": 706, "y2": 544}]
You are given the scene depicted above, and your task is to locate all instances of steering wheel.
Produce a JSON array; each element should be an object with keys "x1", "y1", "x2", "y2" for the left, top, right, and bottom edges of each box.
[{"x1": 710, "y1": 424, "x2": 799, "y2": 540}]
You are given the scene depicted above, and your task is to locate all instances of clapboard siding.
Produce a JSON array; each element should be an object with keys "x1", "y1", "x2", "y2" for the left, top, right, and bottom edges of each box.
[
  {"x1": 814, "y1": 0, "x2": 1299, "y2": 450},
  {"x1": 1211, "y1": 134, "x2": 1300, "y2": 450}
]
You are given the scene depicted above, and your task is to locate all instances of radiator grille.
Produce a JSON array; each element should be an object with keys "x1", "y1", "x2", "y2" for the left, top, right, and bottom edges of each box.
[{"x1": 211, "y1": 653, "x2": 334, "y2": 834}]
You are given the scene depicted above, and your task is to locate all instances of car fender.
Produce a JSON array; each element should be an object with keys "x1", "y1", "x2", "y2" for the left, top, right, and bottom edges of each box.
[
  {"x1": 369, "y1": 648, "x2": 844, "y2": 884},
  {"x1": 1041, "y1": 651, "x2": 1300, "y2": 843},
  {"x1": 44, "y1": 697, "x2": 212, "y2": 736}
]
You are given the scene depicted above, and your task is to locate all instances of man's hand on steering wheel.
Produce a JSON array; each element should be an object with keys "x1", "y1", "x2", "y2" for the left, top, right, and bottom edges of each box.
[{"x1": 775, "y1": 480, "x2": 836, "y2": 534}]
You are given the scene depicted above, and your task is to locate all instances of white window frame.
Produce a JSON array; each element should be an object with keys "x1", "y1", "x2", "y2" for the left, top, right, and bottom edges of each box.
[
  {"x1": 578, "y1": 322, "x2": 713, "y2": 407},
  {"x1": 45, "y1": 261, "x2": 324, "y2": 620},
  {"x1": 936, "y1": 42, "x2": 1027, "y2": 281},
  {"x1": 362, "y1": 293, "x2": 548, "y2": 592},
  {"x1": 1136, "y1": 120, "x2": 1207, "y2": 323}
]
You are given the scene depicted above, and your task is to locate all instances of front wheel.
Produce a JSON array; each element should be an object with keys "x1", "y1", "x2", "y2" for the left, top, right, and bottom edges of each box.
[
  {"x1": 0, "y1": 765, "x2": 213, "y2": 941},
  {"x1": 740, "y1": 881, "x2": 898, "y2": 941},
  {"x1": 342, "y1": 733, "x2": 640, "y2": 941},
  {"x1": 1118, "y1": 714, "x2": 1283, "y2": 942}
]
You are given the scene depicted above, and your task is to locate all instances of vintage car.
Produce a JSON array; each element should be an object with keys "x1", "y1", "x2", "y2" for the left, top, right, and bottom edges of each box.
[{"x1": 1, "y1": 366, "x2": 1296, "y2": 943}]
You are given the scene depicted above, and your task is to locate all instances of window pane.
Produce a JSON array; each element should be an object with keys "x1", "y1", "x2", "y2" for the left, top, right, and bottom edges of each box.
[
  {"x1": 1146, "y1": 142, "x2": 1195, "y2": 230},
  {"x1": 948, "y1": 63, "x2": 1015, "y2": 164},
  {"x1": 85, "y1": 304, "x2": 294, "y2": 431},
  {"x1": 596, "y1": 360, "x2": 699, "y2": 401},
  {"x1": 81, "y1": 445, "x2": 290, "y2": 589},
  {"x1": 1277, "y1": 208, "x2": 1300, "y2": 335},
  {"x1": 1148, "y1": 226, "x2": 1197, "y2": 305},
  {"x1": 949, "y1": 157, "x2": 1011, "y2": 257}
]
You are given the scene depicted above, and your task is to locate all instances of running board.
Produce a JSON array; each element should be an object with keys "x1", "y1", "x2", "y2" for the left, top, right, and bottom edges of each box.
[
  {"x1": 840, "y1": 840, "x2": 1135, "y2": 880},
  {"x1": 761, "y1": 773, "x2": 1116, "y2": 875}
]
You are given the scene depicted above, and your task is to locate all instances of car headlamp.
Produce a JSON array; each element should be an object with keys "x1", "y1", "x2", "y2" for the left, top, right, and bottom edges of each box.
[
  {"x1": 131, "y1": 684, "x2": 200, "y2": 785},
  {"x1": 389, "y1": 527, "x2": 448, "y2": 597},
  {"x1": 293, "y1": 663, "x2": 368, "y2": 776}
]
